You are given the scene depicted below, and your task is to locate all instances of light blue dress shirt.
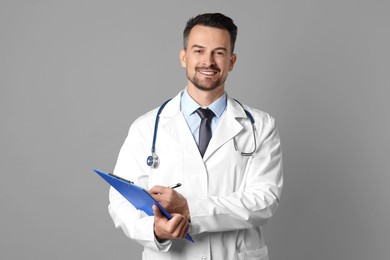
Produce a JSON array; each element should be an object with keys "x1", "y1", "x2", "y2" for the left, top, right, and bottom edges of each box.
[{"x1": 180, "y1": 88, "x2": 227, "y2": 145}]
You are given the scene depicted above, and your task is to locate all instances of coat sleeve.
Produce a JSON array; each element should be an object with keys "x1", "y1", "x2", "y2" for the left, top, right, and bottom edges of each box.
[
  {"x1": 107, "y1": 114, "x2": 173, "y2": 252},
  {"x1": 187, "y1": 113, "x2": 283, "y2": 235}
]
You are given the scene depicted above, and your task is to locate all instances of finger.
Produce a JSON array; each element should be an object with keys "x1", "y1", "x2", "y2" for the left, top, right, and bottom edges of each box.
[
  {"x1": 168, "y1": 213, "x2": 182, "y2": 226},
  {"x1": 149, "y1": 185, "x2": 167, "y2": 194},
  {"x1": 150, "y1": 192, "x2": 161, "y2": 202},
  {"x1": 149, "y1": 186, "x2": 167, "y2": 203},
  {"x1": 180, "y1": 220, "x2": 190, "y2": 239},
  {"x1": 170, "y1": 214, "x2": 188, "y2": 238},
  {"x1": 152, "y1": 205, "x2": 163, "y2": 220},
  {"x1": 174, "y1": 218, "x2": 186, "y2": 238},
  {"x1": 180, "y1": 218, "x2": 190, "y2": 239}
]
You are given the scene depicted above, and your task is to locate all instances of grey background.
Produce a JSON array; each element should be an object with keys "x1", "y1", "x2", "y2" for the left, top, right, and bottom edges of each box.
[{"x1": 1, "y1": 1, "x2": 389, "y2": 259}]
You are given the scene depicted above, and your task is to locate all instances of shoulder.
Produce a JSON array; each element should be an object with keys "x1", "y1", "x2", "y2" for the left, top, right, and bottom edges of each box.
[
  {"x1": 127, "y1": 91, "x2": 183, "y2": 134},
  {"x1": 126, "y1": 107, "x2": 159, "y2": 137},
  {"x1": 229, "y1": 98, "x2": 279, "y2": 143},
  {"x1": 132, "y1": 107, "x2": 159, "y2": 127},
  {"x1": 246, "y1": 106, "x2": 276, "y2": 128},
  {"x1": 228, "y1": 97, "x2": 276, "y2": 129}
]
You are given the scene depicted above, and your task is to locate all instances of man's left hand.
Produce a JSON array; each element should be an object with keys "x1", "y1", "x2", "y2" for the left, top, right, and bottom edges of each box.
[{"x1": 149, "y1": 185, "x2": 191, "y2": 221}]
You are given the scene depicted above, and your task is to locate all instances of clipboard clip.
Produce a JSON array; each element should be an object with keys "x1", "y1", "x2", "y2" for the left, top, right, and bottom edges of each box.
[{"x1": 108, "y1": 173, "x2": 134, "y2": 184}]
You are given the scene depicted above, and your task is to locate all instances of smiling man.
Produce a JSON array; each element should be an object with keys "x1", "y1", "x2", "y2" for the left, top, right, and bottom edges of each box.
[
  {"x1": 181, "y1": 24, "x2": 236, "y2": 94},
  {"x1": 108, "y1": 13, "x2": 283, "y2": 260}
]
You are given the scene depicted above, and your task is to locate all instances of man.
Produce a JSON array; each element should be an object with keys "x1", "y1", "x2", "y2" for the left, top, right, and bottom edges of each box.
[{"x1": 109, "y1": 13, "x2": 283, "y2": 260}]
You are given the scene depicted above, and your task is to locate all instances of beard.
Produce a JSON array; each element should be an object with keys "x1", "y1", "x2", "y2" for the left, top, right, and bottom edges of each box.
[{"x1": 187, "y1": 66, "x2": 226, "y2": 92}]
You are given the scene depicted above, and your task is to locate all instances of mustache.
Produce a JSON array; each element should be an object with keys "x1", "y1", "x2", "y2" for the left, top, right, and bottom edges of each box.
[{"x1": 195, "y1": 65, "x2": 220, "y2": 72}]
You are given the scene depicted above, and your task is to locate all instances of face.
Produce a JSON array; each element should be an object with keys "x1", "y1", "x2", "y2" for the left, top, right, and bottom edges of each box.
[{"x1": 180, "y1": 25, "x2": 237, "y2": 93}]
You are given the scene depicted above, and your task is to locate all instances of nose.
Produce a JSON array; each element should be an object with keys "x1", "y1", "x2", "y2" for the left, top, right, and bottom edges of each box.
[{"x1": 202, "y1": 52, "x2": 216, "y2": 67}]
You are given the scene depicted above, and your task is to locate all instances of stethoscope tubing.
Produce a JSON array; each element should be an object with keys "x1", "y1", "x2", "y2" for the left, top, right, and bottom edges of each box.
[
  {"x1": 147, "y1": 98, "x2": 256, "y2": 168},
  {"x1": 150, "y1": 98, "x2": 172, "y2": 154}
]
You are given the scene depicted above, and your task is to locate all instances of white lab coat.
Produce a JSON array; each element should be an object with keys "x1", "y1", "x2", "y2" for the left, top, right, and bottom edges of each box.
[{"x1": 108, "y1": 90, "x2": 283, "y2": 260}]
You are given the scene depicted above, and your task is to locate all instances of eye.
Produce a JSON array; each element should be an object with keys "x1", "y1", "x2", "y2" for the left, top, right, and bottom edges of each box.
[{"x1": 215, "y1": 50, "x2": 226, "y2": 56}]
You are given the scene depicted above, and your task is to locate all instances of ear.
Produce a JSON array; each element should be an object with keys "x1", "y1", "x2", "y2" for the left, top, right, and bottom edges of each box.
[
  {"x1": 228, "y1": 53, "x2": 237, "y2": 72},
  {"x1": 180, "y1": 48, "x2": 187, "y2": 68}
]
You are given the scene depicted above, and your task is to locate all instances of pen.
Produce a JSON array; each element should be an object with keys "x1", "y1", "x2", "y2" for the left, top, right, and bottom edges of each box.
[{"x1": 168, "y1": 183, "x2": 182, "y2": 189}]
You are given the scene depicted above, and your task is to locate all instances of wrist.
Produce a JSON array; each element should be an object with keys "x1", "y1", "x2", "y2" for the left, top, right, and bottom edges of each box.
[{"x1": 153, "y1": 224, "x2": 166, "y2": 242}]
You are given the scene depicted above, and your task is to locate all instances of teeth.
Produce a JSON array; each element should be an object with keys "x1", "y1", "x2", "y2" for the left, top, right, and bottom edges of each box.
[{"x1": 199, "y1": 70, "x2": 217, "y2": 75}]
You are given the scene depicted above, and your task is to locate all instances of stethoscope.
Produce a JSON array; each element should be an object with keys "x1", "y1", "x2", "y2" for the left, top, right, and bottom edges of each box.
[{"x1": 146, "y1": 99, "x2": 257, "y2": 169}]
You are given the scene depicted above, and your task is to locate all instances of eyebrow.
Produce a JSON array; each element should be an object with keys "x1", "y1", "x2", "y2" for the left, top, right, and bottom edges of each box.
[
  {"x1": 191, "y1": 44, "x2": 205, "y2": 49},
  {"x1": 191, "y1": 44, "x2": 228, "y2": 52}
]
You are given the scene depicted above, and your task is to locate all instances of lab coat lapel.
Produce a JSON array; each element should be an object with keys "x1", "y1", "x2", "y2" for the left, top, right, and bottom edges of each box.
[
  {"x1": 157, "y1": 92, "x2": 249, "y2": 162},
  {"x1": 158, "y1": 92, "x2": 202, "y2": 160},
  {"x1": 203, "y1": 98, "x2": 247, "y2": 161}
]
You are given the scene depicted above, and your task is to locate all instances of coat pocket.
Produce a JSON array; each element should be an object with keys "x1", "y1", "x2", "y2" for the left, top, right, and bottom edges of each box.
[{"x1": 237, "y1": 246, "x2": 268, "y2": 260}]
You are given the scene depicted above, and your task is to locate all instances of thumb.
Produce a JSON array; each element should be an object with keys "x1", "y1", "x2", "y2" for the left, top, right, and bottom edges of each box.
[{"x1": 153, "y1": 204, "x2": 163, "y2": 220}]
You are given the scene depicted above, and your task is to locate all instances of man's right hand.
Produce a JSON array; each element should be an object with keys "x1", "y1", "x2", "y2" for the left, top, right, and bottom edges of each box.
[{"x1": 153, "y1": 205, "x2": 190, "y2": 241}]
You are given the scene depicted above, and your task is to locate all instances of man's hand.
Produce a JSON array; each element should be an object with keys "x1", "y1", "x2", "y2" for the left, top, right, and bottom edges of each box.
[
  {"x1": 153, "y1": 205, "x2": 189, "y2": 241},
  {"x1": 149, "y1": 185, "x2": 191, "y2": 221}
]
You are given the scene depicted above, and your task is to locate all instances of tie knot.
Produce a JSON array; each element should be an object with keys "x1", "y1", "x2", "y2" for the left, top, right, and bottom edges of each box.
[{"x1": 196, "y1": 108, "x2": 215, "y2": 119}]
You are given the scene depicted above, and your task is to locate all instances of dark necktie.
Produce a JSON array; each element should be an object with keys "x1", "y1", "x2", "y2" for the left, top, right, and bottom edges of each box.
[{"x1": 196, "y1": 108, "x2": 215, "y2": 157}]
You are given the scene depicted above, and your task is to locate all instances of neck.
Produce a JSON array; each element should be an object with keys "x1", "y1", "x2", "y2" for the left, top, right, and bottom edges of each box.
[{"x1": 187, "y1": 85, "x2": 225, "y2": 107}]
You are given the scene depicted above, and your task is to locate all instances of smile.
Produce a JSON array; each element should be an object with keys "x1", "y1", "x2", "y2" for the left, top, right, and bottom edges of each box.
[{"x1": 197, "y1": 69, "x2": 219, "y2": 76}]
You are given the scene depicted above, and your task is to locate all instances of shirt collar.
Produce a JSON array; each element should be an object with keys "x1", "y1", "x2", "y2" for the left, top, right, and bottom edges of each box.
[{"x1": 181, "y1": 88, "x2": 227, "y2": 118}]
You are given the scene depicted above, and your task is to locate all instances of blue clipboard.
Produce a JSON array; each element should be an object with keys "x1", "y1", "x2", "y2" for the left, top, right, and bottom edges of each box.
[{"x1": 93, "y1": 169, "x2": 194, "y2": 242}]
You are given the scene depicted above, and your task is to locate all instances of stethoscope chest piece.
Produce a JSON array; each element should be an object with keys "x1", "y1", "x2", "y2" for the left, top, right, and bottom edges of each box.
[{"x1": 146, "y1": 152, "x2": 159, "y2": 169}]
